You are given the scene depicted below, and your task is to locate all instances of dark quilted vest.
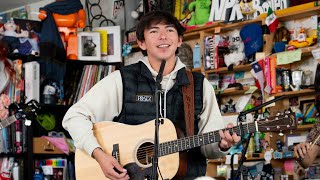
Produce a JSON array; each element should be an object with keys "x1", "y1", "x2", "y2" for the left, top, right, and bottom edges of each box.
[{"x1": 114, "y1": 62, "x2": 207, "y2": 179}]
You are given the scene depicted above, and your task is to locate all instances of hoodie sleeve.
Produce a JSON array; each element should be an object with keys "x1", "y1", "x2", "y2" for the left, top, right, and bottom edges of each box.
[
  {"x1": 62, "y1": 70, "x2": 123, "y2": 156},
  {"x1": 198, "y1": 78, "x2": 229, "y2": 159}
]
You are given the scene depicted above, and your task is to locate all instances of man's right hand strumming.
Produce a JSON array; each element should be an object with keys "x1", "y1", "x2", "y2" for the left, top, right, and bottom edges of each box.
[
  {"x1": 92, "y1": 148, "x2": 129, "y2": 180},
  {"x1": 294, "y1": 142, "x2": 311, "y2": 160},
  {"x1": 294, "y1": 142, "x2": 320, "y2": 169}
]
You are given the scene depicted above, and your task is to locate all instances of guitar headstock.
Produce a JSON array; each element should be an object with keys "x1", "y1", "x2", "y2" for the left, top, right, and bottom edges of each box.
[
  {"x1": 11, "y1": 100, "x2": 40, "y2": 126},
  {"x1": 258, "y1": 111, "x2": 296, "y2": 132}
]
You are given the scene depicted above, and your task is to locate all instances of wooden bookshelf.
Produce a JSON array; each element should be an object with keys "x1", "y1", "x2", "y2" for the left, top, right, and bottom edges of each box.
[
  {"x1": 206, "y1": 64, "x2": 252, "y2": 74},
  {"x1": 297, "y1": 124, "x2": 314, "y2": 131},
  {"x1": 191, "y1": 68, "x2": 202, "y2": 73},
  {"x1": 270, "y1": 45, "x2": 318, "y2": 58},
  {"x1": 218, "y1": 18, "x2": 261, "y2": 32},
  {"x1": 216, "y1": 86, "x2": 257, "y2": 96},
  {"x1": 222, "y1": 112, "x2": 239, "y2": 116},
  {"x1": 208, "y1": 153, "x2": 265, "y2": 163},
  {"x1": 260, "y1": 3, "x2": 320, "y2": 21},
  {"x1": 273, "y1": 89, "x2": 315, "y2": 97},
  {"x1": 184, "y1": 21, "x2": 222, "y2": 34}
]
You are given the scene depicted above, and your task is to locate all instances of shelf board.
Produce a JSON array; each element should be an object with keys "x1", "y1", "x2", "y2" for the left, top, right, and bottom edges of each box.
[
  {"x1": 273, "y1": 88, "x2": 315, "y2": 97},
  {"x1": 297, "y1": 124, "x2": 314, "y2": 131},
  {"x1": 260, "y1": 3, "x2": 320, "y2": 21},
  {"x1": 216, "y1": 86, "x2": 255, "y2": 96},
  {"x1": 206, "y1": 64, "x2": 252, "y2": 74},
  {"x1": 131, "y1": 43, "x2": 139, "y2": 49},
  {"x1": 191, "y1": 68, "x2": 202, "y2": 73},
  {"x1": 66, "y1": 59, "x2": 121, "y2": 65},
  {"x1": 270, "y1": 45, "x2": 318, "y2": 58},
  {"x1": 183, "y1": 31, "x2": 201, "y2": 41},
  {"x1": 222, "y1": 112, "x2": 239, "y2": 116},
  {"x1": 208, "y1": 153, "x2": 265, "y2": 163},
  {"x1": 204, "y1": 18, "x2": 261, "y2": 34},
  {"x1": 184, "y1": 21, "x2": 222, "y2": 34}
]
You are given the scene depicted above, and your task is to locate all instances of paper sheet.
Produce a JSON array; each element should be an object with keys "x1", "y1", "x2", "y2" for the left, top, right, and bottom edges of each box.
[{"x1": 277, "y1": 49, "x2": 302, "y2": 65}]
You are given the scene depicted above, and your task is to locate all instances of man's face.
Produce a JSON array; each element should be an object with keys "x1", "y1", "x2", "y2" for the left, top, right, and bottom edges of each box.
[{"x1": 138, "y1": 22, "x2": 182, "y2": 62}]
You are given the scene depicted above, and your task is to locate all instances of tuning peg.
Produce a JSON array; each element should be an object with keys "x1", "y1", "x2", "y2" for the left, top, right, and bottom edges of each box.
[
  {"x1": 278, "y1": 130, "x2": 284, "y2": 136},
  {"x1": 25, "y1": 119, "x2": 32, "y2": 126}
]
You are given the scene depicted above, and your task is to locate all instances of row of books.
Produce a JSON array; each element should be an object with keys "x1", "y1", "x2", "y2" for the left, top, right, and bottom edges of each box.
[
  {"x1": 1, "y1": 59, "x2": 29, "y2": 154},
  {"x1": 202, "y1": 35, "x2": 231, "y2": 70},
  {"x1": 72, "y1": 64, "x2": 116, "y2": 104}
]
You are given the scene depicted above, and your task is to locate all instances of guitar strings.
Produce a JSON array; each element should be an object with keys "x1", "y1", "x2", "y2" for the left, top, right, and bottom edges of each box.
[{"x1": 134, "y1": 115, "x2": 292, "y2": 157}]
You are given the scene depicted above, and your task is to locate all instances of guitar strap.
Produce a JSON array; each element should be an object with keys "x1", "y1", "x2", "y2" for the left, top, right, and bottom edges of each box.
[
  {"x1": 174, "y1": 70, "x2": 194, "y2": 180},
  {"x1": 182, "y1": 70, "x2": 194, "y2": 136}
]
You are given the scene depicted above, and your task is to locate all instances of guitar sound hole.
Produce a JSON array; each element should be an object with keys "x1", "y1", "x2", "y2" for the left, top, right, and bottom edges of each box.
[{"x1": 136, "y1": 142, "x2": 154, "y2": 166}]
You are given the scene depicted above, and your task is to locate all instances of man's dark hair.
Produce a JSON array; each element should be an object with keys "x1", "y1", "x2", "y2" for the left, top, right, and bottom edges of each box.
[{"x1": 136, "y1": 11, "x2": 186, "y2": 56}]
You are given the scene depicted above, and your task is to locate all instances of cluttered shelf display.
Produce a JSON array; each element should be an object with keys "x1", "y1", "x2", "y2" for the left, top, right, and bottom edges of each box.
[{"x1": 155, "y1": 1, "x2": 320, "y2": 179}]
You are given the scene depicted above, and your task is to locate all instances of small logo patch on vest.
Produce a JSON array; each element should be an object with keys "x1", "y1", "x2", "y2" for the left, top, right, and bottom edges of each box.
[{"x1": 136, "y1": 94, "x2": 153, "y2": 102}]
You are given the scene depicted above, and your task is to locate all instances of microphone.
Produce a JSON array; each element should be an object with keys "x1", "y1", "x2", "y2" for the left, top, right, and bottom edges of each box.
[{"x1": 156, "y1": 60, "x2": 166, "y2": 83}]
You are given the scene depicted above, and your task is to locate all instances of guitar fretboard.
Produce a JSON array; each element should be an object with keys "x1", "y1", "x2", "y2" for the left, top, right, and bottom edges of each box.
[{"x1": 158, "y1": 123, "x2": 256, "y2": 157}]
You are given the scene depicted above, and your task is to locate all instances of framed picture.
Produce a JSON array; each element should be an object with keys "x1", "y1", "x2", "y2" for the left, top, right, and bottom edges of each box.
[
  {"x1": 286, "y1": 134, "x2": 307, "y2": 146},
  {"x1": 78, "y1": 32, "x2": 101, "y2": 61},
  {"x1": 93, "y1": 26, "x2": 122, "y2": 63},
  {"x1": 300, "y1": 99, "x2": 318, "y2": 123}
]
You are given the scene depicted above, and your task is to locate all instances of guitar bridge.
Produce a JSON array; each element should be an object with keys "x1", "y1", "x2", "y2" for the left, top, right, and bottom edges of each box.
[{"x1": 112, "y1": 144, "x2": 120, "y2": 163}]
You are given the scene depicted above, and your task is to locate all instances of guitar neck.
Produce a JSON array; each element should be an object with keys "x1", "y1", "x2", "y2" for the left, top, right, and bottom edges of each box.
[
  {"x1": 0, "y1": 115, "x2": 17, "y2": 129},
  {"x1": 159, "y1": 122, "x2": 256, "y2": 157}
]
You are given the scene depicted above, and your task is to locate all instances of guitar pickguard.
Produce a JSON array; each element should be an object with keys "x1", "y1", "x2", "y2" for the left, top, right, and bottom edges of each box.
[{"x1": 123, "y1": 162, "x2": 152, "y2": 180}]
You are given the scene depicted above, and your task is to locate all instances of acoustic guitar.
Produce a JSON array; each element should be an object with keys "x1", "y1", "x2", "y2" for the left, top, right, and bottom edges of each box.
[{"x1": 75, "y1": 111, "x2": 296, "y2": 180}]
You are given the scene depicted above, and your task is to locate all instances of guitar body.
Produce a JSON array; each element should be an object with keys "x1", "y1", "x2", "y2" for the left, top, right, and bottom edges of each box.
[{"x1": 75, "y1": 118, "x2": 180, "y2": 180}]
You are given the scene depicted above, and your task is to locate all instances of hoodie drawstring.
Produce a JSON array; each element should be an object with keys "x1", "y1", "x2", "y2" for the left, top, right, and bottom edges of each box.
[{"x1": 163, "y1": 73, "x2": 173, "y2": 118}]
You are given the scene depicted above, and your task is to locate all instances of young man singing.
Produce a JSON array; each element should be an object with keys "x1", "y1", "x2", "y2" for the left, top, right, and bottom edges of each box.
[{"x1": 63, "y1": 11, "x2": 240, "y2": 179}]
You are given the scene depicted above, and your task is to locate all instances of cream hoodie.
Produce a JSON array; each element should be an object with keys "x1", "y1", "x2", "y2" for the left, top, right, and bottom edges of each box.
[{"x1": 62, "y1": 57, "x2": 227, "y2": 159}]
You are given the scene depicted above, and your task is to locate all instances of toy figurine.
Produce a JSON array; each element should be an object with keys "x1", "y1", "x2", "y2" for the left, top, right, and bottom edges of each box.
[
  {"x1": 288, "y1": 28, "x2": 317, "y2": 48},
  {"x1": 38, "y1": 0, "x2": 86, "y2": 60},
  {"x1": 0, "y1": 19, "x2": 29, "y2": 54},
  {"x1": 187, "y1": 0, "x2": 211, "y2": 26},
  {"x1": 240, "y1": 0, "x2": 255, "y2": 19}
]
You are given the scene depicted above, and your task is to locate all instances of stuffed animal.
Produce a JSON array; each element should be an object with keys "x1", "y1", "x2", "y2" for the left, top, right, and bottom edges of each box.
[
  {"x1": 0, "y1": 19, "x2": 29, "y2": 54},
  {"x1": 187, "y1": 0, "x2": 211, "y2": 26},
  {"x1": 224, "y1": 30, "x2": 245, "y2": 67}
]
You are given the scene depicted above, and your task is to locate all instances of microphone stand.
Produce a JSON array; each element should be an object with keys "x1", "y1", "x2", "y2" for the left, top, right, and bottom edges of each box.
[
  {"x1": 151, "y1": 60, "x2": 166, "y2": 180},
  {"x1": 231, "y1": 95, "x2": 285, "y2": 180}
]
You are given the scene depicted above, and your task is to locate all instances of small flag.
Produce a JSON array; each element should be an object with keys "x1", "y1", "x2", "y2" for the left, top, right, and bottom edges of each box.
[
  {"x1": 251, "y1": 61, "x2": 265, "y2": 91},
  {"x1": 265, "y1": 7, "x2": 279, "y2": 33}
]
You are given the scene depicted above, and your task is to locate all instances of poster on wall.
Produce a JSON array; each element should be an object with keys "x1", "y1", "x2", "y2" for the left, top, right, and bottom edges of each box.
[
  {"x1": 88, "y1": 0, "x2": 125, "y2": 30},
  {"x1": 112, "y1": 0, "x2": 125, "y2": 30}
]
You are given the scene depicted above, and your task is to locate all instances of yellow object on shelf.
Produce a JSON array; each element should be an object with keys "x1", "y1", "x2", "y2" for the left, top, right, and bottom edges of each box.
[{"x1": 260, "y1": 1, "x2": 320, "y2": 19}]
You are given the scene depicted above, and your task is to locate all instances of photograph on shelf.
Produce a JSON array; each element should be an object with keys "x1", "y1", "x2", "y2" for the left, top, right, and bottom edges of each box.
[
  {"x1": 78, "y1": 32, "x2": 101, "y2": 61},
  {"x1": 93, "y1": 26, "x2": 121, "y2": 63},
  {"x1": 285, "y1": 134, "x2": 307, "y2": 147}
]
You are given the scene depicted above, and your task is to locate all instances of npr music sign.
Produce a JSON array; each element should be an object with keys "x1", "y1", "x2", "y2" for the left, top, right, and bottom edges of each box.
[{"x1": 209, "y1": 0, "x2": 288, "y2": 22}]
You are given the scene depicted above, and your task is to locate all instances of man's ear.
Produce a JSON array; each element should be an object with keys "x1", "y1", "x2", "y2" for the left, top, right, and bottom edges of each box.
[
  {"x1": 137, "y1": 40, "x2": 147, "y2": 50},
  {"x1": 178, "y1": 36, "x2": 183, "y2": 47}
]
